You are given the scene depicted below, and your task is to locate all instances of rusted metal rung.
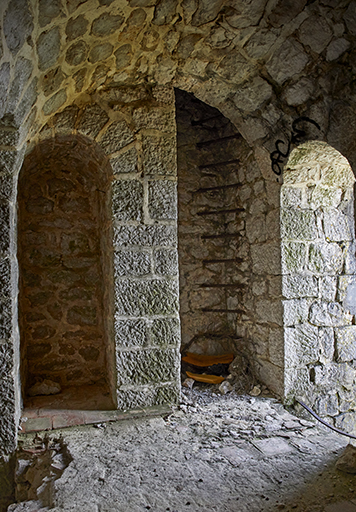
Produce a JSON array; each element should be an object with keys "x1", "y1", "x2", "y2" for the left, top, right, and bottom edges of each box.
[
  {"x1": 201, "y1": 233, "x2": 240, "y2": 240},
  {"x1": 202, "y1": 258, "x2": 243, "y2": 264},
  {"x1": 197, "y1": 207, "x2": 244, "y2": 216},
  {"x1": 196, "y1": 133, "x2": 241, "y2": 148},
  {"x1": 198, "y1": 159, "x2": 240, "y2": 170},
  {"x1": 194, "y1": 183, "x2": 242, "y2": 194}
]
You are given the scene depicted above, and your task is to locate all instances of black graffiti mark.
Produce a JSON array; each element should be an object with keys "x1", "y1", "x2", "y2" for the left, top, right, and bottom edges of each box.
[{"x1": 270, "y1": 117, "x2": 321, "y2": 176}]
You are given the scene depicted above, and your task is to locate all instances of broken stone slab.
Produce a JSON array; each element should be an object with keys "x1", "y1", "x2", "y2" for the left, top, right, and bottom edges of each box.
[
  {"x1": 219, "y1": 381, "x2": 233, "y2": 395},
  {"x1": 249, "y1": 385, "x2": 261, "y2": 397},
  {"x1": 28, "y1": 379, "x2": 61, "y2": 397},
  {"x1": 182, "y1": 378, "x2": 194, "y2": 389}
]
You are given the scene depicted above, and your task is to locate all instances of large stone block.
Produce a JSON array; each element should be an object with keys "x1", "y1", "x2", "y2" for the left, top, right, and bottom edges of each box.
[
  {"x1": 256, "y1": 299, "x2": 283, "y2": 326},
  {"x1": 310, "y1": 186, "x2": 342, "y2": 209},
  {"x1": 283, "y1": 299, "x2": 310, "y2": 326},
  {"x1": 4, "y1": 0, "x2": 33, "y2": 56},
  {"x1": 308, "y1": 243, "x2": 343, "y2": 275},
  {"x1": 319, "y1": 276, "x2": 337, "y2": 301},
  {"x1": 251, "y1": 242, "x2": 281, "y2": 275},
  {"x1": 335, "y1": 326, "x2": 356, "y2": 362},
  {"x1": 110, "y1": 147, "x2": 138, "y2": 175},
  {"x1": 309, "y1": 301, "x2": 352, "y2": 327},
  {"x1": 114, "y1": 318, "x2": 148, "y2": 347},
  {"x1": 112, "y1": 180, "x2": 143, "y2": 222},
  {"x1": 113, "y1": 225, "x2": 177, "y2": 248},
  {"x1": 133, "y1": 108, "x2": 175, "y2": 132},
  {"x1": 42, "y1": 88, "x2": 67, "y2": 116},
  {"x1": 319, "y1": 327, "x2": 334, "y2": 363},
  {"x1": 281, "y1": 208, "x2": 317, "y2": 240},
  {"x1": 77, "y1": 104, "x2": 109, "y2": 139},
  {"x1": 142, "y1": 135, "x2": 177, "y2": 176},
  {"x1": 323, "y1": 208, "x2": 352, "y2": 241},
  {"x1": 153, "y1": 249, "x2": 178, "y2": 276},
  {"x1": 150, "y1": 317, "x2": 180, "y2": 346},
  {"x1": 115, "y1": 278, "x2": 179, "y2": 316},
  {"x1": 116, "y1": 347, "x2": 180, "y2": 386},
  {"x1": 114, "y1": 250, "x2": 151, "y2": 277},
  {"x1": 285, "y1": 323, "x2": 319, "y2": 368},
  {"x1": 148, "y1": 180, "x2": 177, "y2": 220},
  {"x1": 314, "y1": 393, "x2": 339, "y2": 418},
  {"x1": 266, "y1": 39, "x2": 308, "y2": 85},
  {"x1": 0, "y1": 259, "x2": 11, "y2": 300},
  {"x1": 6, "y1": 57, "x2": 33, "y2": 114},
  {"x1": 100, "y1": 121, "x2": 134, "y2": 155},
  {"x1": 116, "y1": 383, "x2": 180, "y2": 410},
  {"x1": 282, "y1": 274, "x2": 318, "y2": 299},
  {"x1": 281, "y1": 186, "x2": 303, "y2": 208},
  {"x1": 91, "y1": 13, "x2": 124, "y2": 37},
  {"x1": 37, "y1": 27, "x2": 61, "y2": 71},
  {"x1": 281, "y1": 242, "x2": 306, "y2": 274}
]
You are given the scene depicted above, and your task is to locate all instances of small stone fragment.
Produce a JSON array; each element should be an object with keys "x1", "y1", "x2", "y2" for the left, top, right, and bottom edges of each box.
[
  {"x1": 28, "y1": 379, "x2": 61, "y2": 397},
  {"x1": 250, "y1": 385, "x2": 261, "y2": 397},
  {"x1": 219, "y1": 380, "x2": 233, "y2": 395},
  {"x1": 336, "y1": 444, "x2": 356, "y2": 473},
  {"x1": 182, "y1": 378, "x2": 194, "y2": 389}
]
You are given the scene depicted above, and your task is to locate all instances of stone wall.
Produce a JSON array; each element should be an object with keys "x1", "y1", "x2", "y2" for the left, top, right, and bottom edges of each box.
[
  {"x1": 282, "y1": 141, "x2": 356, "y2": 430},
  {"x1": 18, "y1": 136, "x2": 115, "y2": 398}
]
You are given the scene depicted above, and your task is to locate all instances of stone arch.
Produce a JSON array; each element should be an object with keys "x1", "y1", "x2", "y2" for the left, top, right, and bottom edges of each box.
[
  {"x1": 18, "y1": 134, "x2": 116, "y2": 409},
  {"x1": 281, "y1": 141, "x2": 356, "y2": 430}
]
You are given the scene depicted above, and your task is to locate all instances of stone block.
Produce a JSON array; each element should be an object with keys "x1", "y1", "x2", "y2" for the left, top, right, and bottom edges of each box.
[
  {"x1": 268, "y1": 327, "x2": 284, "y2": 367},
  {"x1": 67, "y1": 306, "x2": 97, "y2": 326},
  {"x1": 65, "y1": 14, "x2": 89, "y2": 41},
  {"x1": 116, "y1": 383, "x2": 180, "y2": 410},
  {"x1": 283, "y1": 299, "x2": 310, "y2": 326},
  {"x1": 6, "y1": 57, "x2": 33, "y2": 114},
  {"x1": 285, "y1": 323, "x2": 319, "y2": 368},
  {"x1": 309, "y1": 301, "x2": 352, "y2": 327},
  {"x1": 281, "y1": 208, "x2": 317, "y2": 240},
  {"x1": 0, "y1": 202, "x2": 10, "y2": 254},
  {"x1": 116, "y1": 347, "x2": 180, "y2": 386},
  {"x1": 246, "y1": 215, "x2": 266, "y2": 243},
  {"x1": 113, "y1": 225, "x2": 177, "y2": 248},
  {"x1": 112, "y1": 180, "x2": 143, "y2": 222},
  {"x1": 319, "y1": 276, "x2": 337, "y2": 301},
  {"x1": 142, "y1": 135, "x2": 177, "y2": 176},
  {"x1": 0, "y1": 63, "x2": 11, "y2": 119},
  {"x1": 0, "y1": 300, "x2": 12, "y2": 339},
  {"x1": 281, "y1": 186, "x2": 303, "y2": 208},
  {"x1": 133, "y1": 108, "x2": 175, "y2": 132},
  {"x1": 65, "y1": 40, "x2": 88, "y2": 66},
  {"x1": 298, "y1": 15, "x2": 333, "y2": 54},
  {"x1": 38, "y1": 0, "x2": 63, "y2": 27},
  {"x1": 77, "y1": 104, "x2": 109, "y2": 139},
  {"x1": 233, "y1": 76, "x2": 272, "y2": 114},
  {"x1": 310, "y1": 186, "x2": 342, "y2": 209},
  {"x1": 344, "y1": 243, "x2": 356, "y2": 274},
  {"x1": 153, "y1": 249, "x2": 178, "y2": 276},
  {"x1": 110, "y1": 147, "x2": 138, "y2": 174},
  {"x1": 282, "y1": 274, "x2": 318, "y2": 299},
  {"x1": 37, "y1": 27, "x2": 61, "y2": 71},
  {"x1": 4, "y1": 0, "x2": 33, "y2": 56},
  {"x1": 319, "y1": 327, "x2": 334, "y2": 363},
  {"x1": 114, "y1": 44, "x2": 132, "y2": 70},
  {"x1": 114, "y1": 250, "x2": 151, "y2": 277},
  {"x1": 150, "y1": 318, "x2": 180, "y2": 346},
  {"x1": 148, "y1": 180, "x2": 177, "y2": 220},
  {"x1": 115, "y1": 279, "x2": 179, "y2": 316},
  {"x1": 52, "y1": 105, "x2": 78, "y2": 132},
  {"x1": 251, "y1": 242, "x2": 281, "y2": 275},
  {"x1": 308, "y1": 243, "x2": 343, "y2": 275},
  {"x1": 335, "y1": 412, "x2": 356, "y2": 436},
  {"x1": 0, "y1": 259, "x2": 11, "y2": 300},
  {"x1": 42, "y1": 89, "x2": 67, "y2": 116},
  {"x1": 315, "y1": 393, "x2": 339, "y2": 418},
  {"x1": 256, "y1": 299, "x2": 283, "y2": 326},
  {"x1": 281, "y1": 242, "x2": 306, "y2": 274},
  {"x1": 91, "y1": 13, "x2": 124, "y2": 37},
  {"x1": 100, "y1": 120, "x2": 134, "y2": 155},
  {"x1": 327, "y1": 38, "x2": 350, "y2": 62},
  {"x1": 88, "y1": 43, "x2": 113, "y2": 64},
  {"x1": 14, "y1": 77, "x2": 38, "y2": 125},
  {"x1": 114, "y1": 318, "x2": 148, "y2": 347},
  {"x1": 266, "y1": 39, "x2": 308, "y2": 85},
  {"x1": 335, "y1": 326, "x2": 356, "y2": 362},
  {"x1": 323, "y1": 208, "x2": 352, "y2": 241}
]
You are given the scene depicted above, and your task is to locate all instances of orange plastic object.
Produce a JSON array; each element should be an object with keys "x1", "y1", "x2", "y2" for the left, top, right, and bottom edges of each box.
[
  {"x1": 186, "y1": 371, "x2": 225, "y2": 384},
  {"x1": 182, "y1": 352, "x2": 234, "y2": 367}
]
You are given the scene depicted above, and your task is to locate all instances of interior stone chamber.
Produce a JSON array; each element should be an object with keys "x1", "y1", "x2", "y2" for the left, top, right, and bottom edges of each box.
[{"x1": 1, "y1": 0, "x2": 356, "y2": 460}]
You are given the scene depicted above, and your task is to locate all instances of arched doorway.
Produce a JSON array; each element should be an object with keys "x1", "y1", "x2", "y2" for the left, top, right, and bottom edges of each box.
[{"x1": 18, "y1": 135, "x2": 116, "y2": 410}]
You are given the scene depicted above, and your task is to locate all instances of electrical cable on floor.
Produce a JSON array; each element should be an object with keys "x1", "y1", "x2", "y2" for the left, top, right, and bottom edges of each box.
[{"x1": 296, "y1": 399, "x2": 356, "y2": 440}]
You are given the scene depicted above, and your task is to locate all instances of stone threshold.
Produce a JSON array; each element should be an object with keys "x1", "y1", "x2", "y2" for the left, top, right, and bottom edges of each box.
[{"x1": 20, "y1": 405, "x2": 172, "y2": 433}]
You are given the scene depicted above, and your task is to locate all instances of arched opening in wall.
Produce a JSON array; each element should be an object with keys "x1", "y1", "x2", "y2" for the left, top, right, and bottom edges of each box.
[
  {"x1": 281, "y1": 141, "x2": 356, "y2": 426},
  {"x1": 18, "y1": 135, "x2": 116, "y2": 410},
  {"x1": 175, "y1": 89, "x2": 257, "y2": 389}
]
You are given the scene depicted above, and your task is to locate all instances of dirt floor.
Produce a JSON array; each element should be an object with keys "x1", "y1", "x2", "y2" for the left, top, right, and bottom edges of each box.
[{"x1": 8, "y1": 386, "x2": 356, "y2": 512}]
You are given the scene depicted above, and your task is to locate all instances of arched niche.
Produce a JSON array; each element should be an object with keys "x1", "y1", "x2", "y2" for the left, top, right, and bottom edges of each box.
[
  {"x1": 281, "y1": 141, "x2": 356, "y2": 431},
  {"x1": 18, "y1": 135, "x2": 116, "y2": 410}
]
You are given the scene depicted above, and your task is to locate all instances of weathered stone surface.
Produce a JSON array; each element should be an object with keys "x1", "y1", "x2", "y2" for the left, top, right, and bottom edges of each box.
[
  {"x1": 284, "y1": 78, "x2": 314, "y2": 107},
  {"x1": 319, "y1": 327, "x2": 334, "y2": 363},
  {"x1": 268, "y1": 0, "x2": 307, "y2": 28},
  {"x1": 114, "y1": 225, "x2": 177, "y2": 247},
  {"x1": 148, "y1": 180, "x2": 177, "y2": 220},
  {"x1": 67, "y1": 306, "x2": 97, "y2": 326},
  {"x1": 0, "y1": 202, "x2": 10, "y2": 254},
  {"x1": 133, "y1": 108, "x2": 175, "y2": 132},
  {"x1": 142, "y1": 135, "x2": 177, "y2": 176},
  {"x1": 116, "y1": 347, "x2": 179, "y2": 386},
  {"x1": 281, "y1": 187, "x2": 303, "y2": 208},
  {"x1": 154, "y1": 249, "x2": 178, "y2": 275},
  {"x1": 92, "y1": 13, "x2": 124, "y2": 37},
  {"x1": 251, "y1": 243, "x2": 282, "y2": 275},
  {"x1": 77, "y1": 103, "x2": 109, "y2": 138},
  {"x1": 116, "y1": 383, "x2": 179, "y2": 409},
  {"x1": 283, "y1": 299, "x2": 310, "y2": 326},
  {"x1": 114, "y1": 44, "x2": 132, "y2": 70},
  {"x1": 66, "y1": 15, "x2": 89, "y2": 41},
  {"x1": 114, "y1": 318, "x2": 148, "y2": 347},
  {"x1": 233, "y1": 76, "x2": 272, "y2": 114},
  {"x1": 112, "y1": 180, "x2": 143, "y2": 222},
  {"x1": 115, "y1": 279, "x2": 179, "y2": 316},
  {"x1": 73, "y1": 68, "x2": 87, "y2": 92},
  {"x1": 150, "y1": 317, "x2": 180, "y2": 346},
  {"x1": 0, "y1": 63, "x2": 11, "y2": 118},
  {"x1": 281, "y1": 242, "x2": 306, "y2": 274},
  {"x1": 65, "y1": 40, "x2": 88, "y2": 66},
  {"x1": 319, "y1": 276, "x2": 337, "y2": 301},
  {"x1": 114, "y1": 250, "x2": 151, "y2": 277},
  {"x1": 323, "y1": 208, "x2": 352, "y2": 241},
  {"x1": 216, "y1": 52, "x2": 252, "y2": 83},
  {"x1": 310, "y1": 186, "x2": 342, "y2": 210},
  {"x1": 52, "y1": 105, "x2": 79, "y2": 132},
  {"x1": 39, "y1": 0, "x2": 63, "y2": 27},
  {"x1": 42, "y1": 89, "x2": 67, "y2": 116},
  {"x1": 282, "y1": 275, "x2": 318, "y2": 299},
  {"x1": 343, "y1": 2, "x2": 356, "y2": 35},
  {"x1": 110, "y1": 147, "x2": 138, "y2": 174},
  {"x1": 255, "y1": 299, "x2": 283, "y2": 326},
  {"x1": 281, "y1": 209, "x2": 317, "y2": 240},
  {"x1": 266, "y1": 39, "x2": 308, "y2": 85},
  {"x1": 285, "y1": 323, "x2": 319, "y2": 367},
  {"x1": 42, "y1": 67, "x2": 66, "y2": 97},
  {"x1": 152, "y1": 0, "x2": 178, "y2": 25},
  {"x1": 326, "y1": 38, "x2": 350, "y2": 61},
  {"x1": 298, "y1": 15, "x2": 333, "y2": 53},
  {"x1": 37, "y1": 27, "x2": 61, "y2": 71},
  {"x1": 335, "y1": 326, "x2": 356, "y2": 362},
  {"x1": 89, "y1": 43, "x2": 113, "y2": 64},
  {"x1": 6, "y1": 58, "x2": 33, "y2": 114},
  {"x1": 100, "y1": 120, "x2": 134, "y2": 155},
  {"x1": 308, "y1": 243, "x2": 343, "y2": 275},
  {"x1": 309, "y1": 301, "x2": 352, "y2": 327},
  {"x1": 244, "y1": 28, "x2": 278, "y2": 59},
  {"x1": 335, "y1": 412, "x2": 356, "y2": 436},
  {"x1": 0, "y1": 300, "x2": 11, "y2": 340},
  {"x1": 4, "y1": 0, "x2": 33, "y2": 56},
  {"x1": 127, "y1": 8, "x2": 147, "y2": 25}
]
